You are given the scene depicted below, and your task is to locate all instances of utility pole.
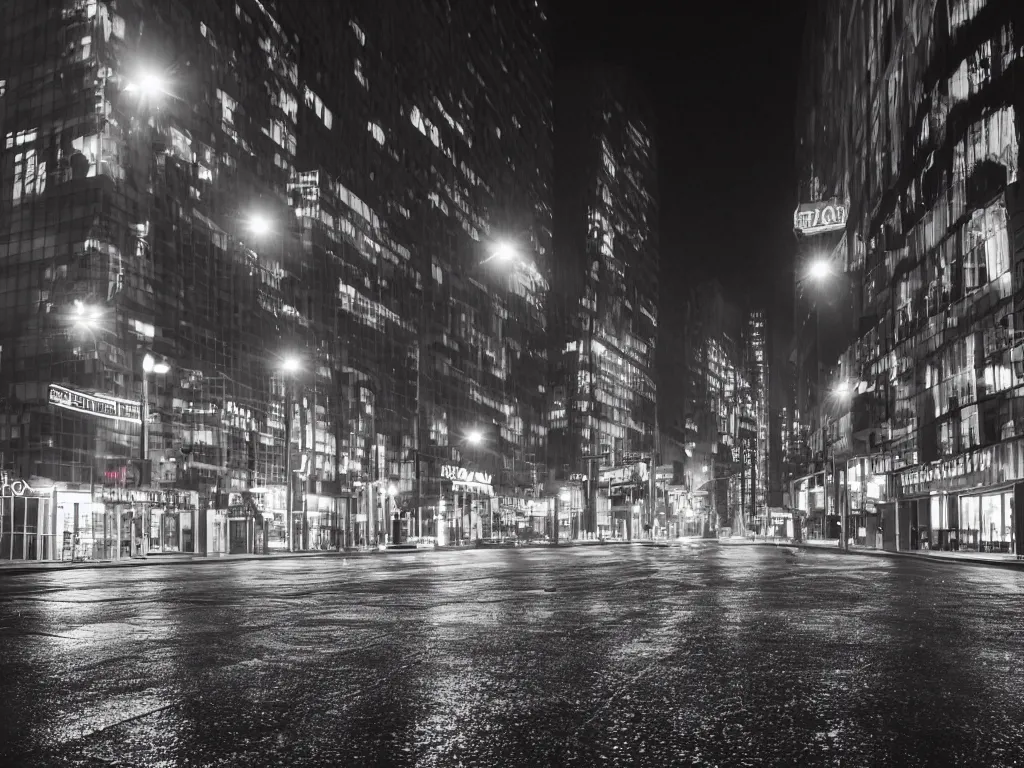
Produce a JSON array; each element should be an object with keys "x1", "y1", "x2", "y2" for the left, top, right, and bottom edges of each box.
[{"x1": 284, "y1": 380, "x2": 293, "y2": 552}]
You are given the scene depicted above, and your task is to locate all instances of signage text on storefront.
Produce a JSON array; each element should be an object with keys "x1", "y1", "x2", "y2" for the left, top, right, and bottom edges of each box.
[
  {"x1": 49, "y1": 384, "x2": 141, "y2": 423},
  {"x1": 0, "y1": 472, "x2": 34, "y2": 497},
  {"x1": 440, "y1": 464, "x2": 492, "y2": 486},
  {"x1": 793, "y1": 200, "x2": 848, "y2": 236},
  {"x1": 899, "y1": 448, "x2": 995, "y2": 495},
  {"x1": 99, "y1": 487, "x2": 198, "y2": 508}
]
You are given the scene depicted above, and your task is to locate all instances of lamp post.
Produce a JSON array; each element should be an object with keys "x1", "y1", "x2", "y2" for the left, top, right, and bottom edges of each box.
[
  {"x1": 72, "y1": 302, "x2": 103, "y2": 487},
  {"x1": 833, "y1": 380, "x2": 853, "y2": 550},
  {"x1": 806, "y1": 258, "x2": 835, "y2": 543},
  {"x1": 140, "y1": 353, "x2": 170, "y2": 466},
  {"x1": 387, "y1": 483, "x2": 398, "y2": 545},
  {"x1": 281, "y1": 355, "x2": 300, "y2": 552}
]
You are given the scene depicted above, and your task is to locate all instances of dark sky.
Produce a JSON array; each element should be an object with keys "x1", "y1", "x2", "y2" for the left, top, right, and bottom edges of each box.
[{"x1": 553, "y1": 1, "x2": 809, "y2": 318}]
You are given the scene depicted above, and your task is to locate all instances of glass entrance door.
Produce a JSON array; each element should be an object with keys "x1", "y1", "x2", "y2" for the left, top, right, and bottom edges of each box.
[
  {"x1": 162, "y1": 513, "x2": 180, "y2": 552},
  {"x1": 1, "y1": 496, "x2": 55, "y2": 560}
]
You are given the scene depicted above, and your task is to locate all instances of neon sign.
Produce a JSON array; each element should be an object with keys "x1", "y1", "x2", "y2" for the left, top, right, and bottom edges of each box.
[
  {"x1": 49, "y1": 384, "x2": 141, "y2": 423},
  {"x1": 440, "y1": 464, "x2": 493, "y2": 486},
  {"x1": 793, "y1": 200, "x2": 848, "y2": 236},
  {"x1": 0, "y1": 472, "x2": 33, "y2": 497}
]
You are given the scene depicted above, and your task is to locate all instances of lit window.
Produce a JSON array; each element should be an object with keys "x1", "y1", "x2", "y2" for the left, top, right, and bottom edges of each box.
[
  {"x1": 217, "y1": 89, "x2": 236, "y2": 125},
  {"x1": 368, "y1": 122, "x2": 385, "y2": 145},
  {"x1": 354, "y1": 59, "x2": 367, "y2": 88},
  {"x1": 12, "y1": 149, "x2": 45, "y2": 203}
]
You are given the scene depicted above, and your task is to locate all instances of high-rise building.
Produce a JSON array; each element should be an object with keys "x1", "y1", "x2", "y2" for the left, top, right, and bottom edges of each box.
[
  {"x1": 0, "y1": 0, "x2": 552, "y2": 561},
  {"x1": 551, "y1": 64, "x2": 659, "y2": 540},
  {"x1": 744, "y1": 309, "x2": 769, "y2": 531},
  {"x1": 666, "y1": 281, "x2": 767, "y2": 536},
  {"x1": 792, "y1": 0, "x2": 1022, "y2": 550}
]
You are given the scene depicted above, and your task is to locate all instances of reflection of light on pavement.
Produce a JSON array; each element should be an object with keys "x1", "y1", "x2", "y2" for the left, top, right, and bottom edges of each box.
[
  {"x1": 43, "y1": 692, "x2": 175, "y2": 749},
  {"x1": 16, "y1": 570, "x2": 187, "y2": 755}
]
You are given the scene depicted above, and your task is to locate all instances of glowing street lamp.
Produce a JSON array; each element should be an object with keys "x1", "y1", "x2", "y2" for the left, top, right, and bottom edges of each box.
[
  {"x1": 73, "y1": 300, "x2": 102, "y2": 329},
  {"x1": 833, "y1": 380, "x2": 853, "y2": 399},
  {"x1": 467, "y1": 429, "x2": 484, "y2": 445},
  {"x1": 808, "y1": 259, "x2": 832, "y2": 281},
  {"x1": 124, "y1": 68, "x2": 168, "y2": 97},
  {"x1": 481, "y1": 240, "x2": 518, "y2": 266},
  {"x1": 248, "y1": 213, "x2": 272, "y2": 237},
  {"x1": 280, "y1": 354, "x2": 302, "y2": 551},
  {"x1": 387, "y1": 484, "x2": 398, "y2": 497},
  {"x1": 142, "y1": 353, "x2": 170, "y2": 375}
]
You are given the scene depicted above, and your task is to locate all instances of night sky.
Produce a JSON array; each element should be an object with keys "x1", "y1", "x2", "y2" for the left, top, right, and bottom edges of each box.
[{"x1": 553, "y1": 0, "x2": 809, "y2": 323}]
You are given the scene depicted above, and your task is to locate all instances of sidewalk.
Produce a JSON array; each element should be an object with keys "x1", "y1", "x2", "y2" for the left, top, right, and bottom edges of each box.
[
  {"x1": 0, "y1": 549, "x2": 374, "y2": 576},
  {"x1": 0, "y1": 537, "x2": 659, "y2": 575},
  {"x1": 720, "y1": 536, "x2": 1024, "y2": 571}
]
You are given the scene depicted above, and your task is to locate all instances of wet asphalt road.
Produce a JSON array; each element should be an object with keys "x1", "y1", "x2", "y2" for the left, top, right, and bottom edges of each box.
[{"x1": 2, "y1": 544, "x2": 1024, "y2": 767}]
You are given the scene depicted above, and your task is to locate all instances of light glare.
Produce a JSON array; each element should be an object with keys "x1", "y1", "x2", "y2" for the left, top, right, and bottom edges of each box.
[
  {"x1": 249, "y1": 214, "x2": 271, "y2": 236},
  {"x1": 808, "y1": 259, "x2": 831, "y2": 281},
  {"x1": 491, "y1": 242, "x2": 516, "y2": 262}
]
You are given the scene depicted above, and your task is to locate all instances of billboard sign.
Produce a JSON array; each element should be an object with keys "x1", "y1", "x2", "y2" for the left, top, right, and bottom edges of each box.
[
  {"x1": 49, "y1": 384, "x2": 141, "y2": 423},
  {"x1": 793, "y1": 200, "x2": 847, "y2": 236}
]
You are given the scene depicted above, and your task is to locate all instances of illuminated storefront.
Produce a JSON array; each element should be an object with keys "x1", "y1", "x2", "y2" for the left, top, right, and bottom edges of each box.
[
  {"x1": 437, "y1": 464, "x2": 493, "y2": 546},
  {"x1": 0, "y1": 474, "x2": 57, "y2": 561},
  {"x1": 98, "y1": 487, "x2": 200, "y2": 559},
  {"x1": 896, "y1": 441, "x2": 1024, "y2": 554}
]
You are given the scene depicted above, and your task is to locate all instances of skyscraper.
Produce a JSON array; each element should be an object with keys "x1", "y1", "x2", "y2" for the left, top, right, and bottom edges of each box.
[
  {"x1": 792, "y1": 0, "x2": 1022, "y2": 550},
  {"x1": 552, "y1": 64, "x2": 658, "y2": 540},
  {"x1": 0, "y1": 0, "x2": 552, "y2": 561}
]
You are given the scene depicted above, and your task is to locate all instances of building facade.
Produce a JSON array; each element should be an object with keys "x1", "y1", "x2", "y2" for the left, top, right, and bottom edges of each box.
[
  {"x1": 551, "y1": 64, "x2": 659, "y2": 540},
  {"x1": 0, "y1": 0, "x2": 553, "y2": 561},
  {"x1": 659, "y1": 281, "x2": 767, "y2": 538},
  {"x1": 792, "y1": 0, "x2": 1023, "y2": 552}
]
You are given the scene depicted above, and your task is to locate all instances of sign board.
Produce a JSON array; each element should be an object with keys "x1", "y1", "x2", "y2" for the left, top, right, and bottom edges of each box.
[
  {"x1": 440, "y1": 464, "x2": 493, "y2": 487},
  {"x1": 620, "y1": 451, "x2": 648, "y2": 465},
  {"x1": 49, "y1": 384, "x2": 141, "y2": 423},
  {"x1": 0, "y1": 472, "x2": 35, "y2": 497},
  {"x1": 440, "y1": 464, "x2": 492, "y2": 485},
  {"x1": 99, "y1": 487, "x2": 197, "y2": 508},
  {"x1": 793, "y1": 200, "x2": 847, "y2": 236},
  {"x1": 598, "y1": 464, "x2": 648, "y2": 485}
]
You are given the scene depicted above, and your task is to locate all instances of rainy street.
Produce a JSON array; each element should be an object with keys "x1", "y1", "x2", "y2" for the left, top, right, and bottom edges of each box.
[{"x1": 2, "y1": 544, "x2": 1024, "y2": 767}]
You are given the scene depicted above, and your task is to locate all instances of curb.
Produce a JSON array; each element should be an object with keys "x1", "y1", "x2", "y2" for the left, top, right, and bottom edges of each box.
[
  {"x1": 735, "y1": 539, "x2": 1024, "y2": 572},
  {"x1": 0, "y1": 550, "x2": 377, "y2": 577}
]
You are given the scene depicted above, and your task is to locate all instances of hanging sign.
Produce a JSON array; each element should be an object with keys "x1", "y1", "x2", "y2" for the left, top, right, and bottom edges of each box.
[
  {"x1": 440, "y1": 464, "x2": 492, "y2": 485},
  {"x1": 49, "y1": 384, "x2": 141, "y2": 423},
  {"x1": 793, "y1": 200, "x2": 848, "y2": 236}
]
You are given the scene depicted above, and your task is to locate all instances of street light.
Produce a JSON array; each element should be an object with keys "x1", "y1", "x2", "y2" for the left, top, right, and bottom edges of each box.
[
  {"x1": 808, "y1": 258, "x2": 832, "y2": 281},
  {"x1": 248, "y1": 213, "x2": 272, "y2": 237},
  {"x1": 138, "y1": 352, "x2": 169, "y2": 557},
  {"x1": 124, "y1": 68, "x2": 168, "y2": 97},
  {"x1": 466, "y1": 429, "x2": 484, "y2": 445},
  {"x1": 73, "y1": 300, "x2": 102, "y2": 330},
  {"x1": 480, "y1": 239, "x2": 522, "y2": 266},
  {"x1": 143, "y1": 353, "x2": 170, "y2": 375},
  {"x1": 280, "y1": 356, "x2": 302, "y2": 551},
  {"x1": 833, "y1": 380, "x2": 853, "y2": 399}
]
